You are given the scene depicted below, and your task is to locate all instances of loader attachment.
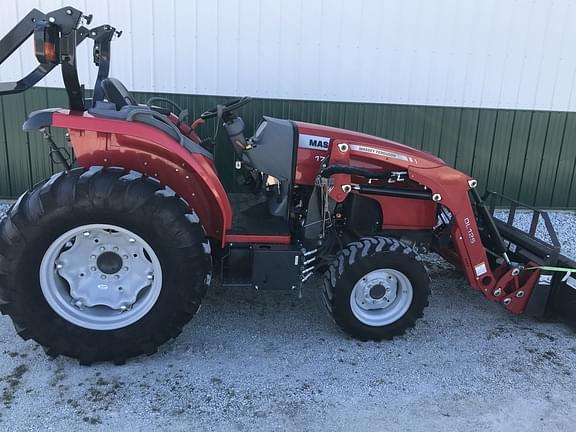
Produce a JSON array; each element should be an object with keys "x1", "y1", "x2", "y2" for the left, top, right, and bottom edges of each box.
[
  {"x1": 548, "y1": 254, "x2": 576, "y2": 327},
  {"x1": 483, "y1": 192, "x2": 576, "y2": 323}
]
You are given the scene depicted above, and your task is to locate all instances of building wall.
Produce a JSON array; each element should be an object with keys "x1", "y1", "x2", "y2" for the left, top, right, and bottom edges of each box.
[{"x1": 1, "y1": 1, "x2": 576, "y2": 206}]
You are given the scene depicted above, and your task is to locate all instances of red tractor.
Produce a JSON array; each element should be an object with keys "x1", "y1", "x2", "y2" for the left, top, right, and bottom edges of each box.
[{"x1": 0, "y1": 7, "x2": 574, "y2": 364}]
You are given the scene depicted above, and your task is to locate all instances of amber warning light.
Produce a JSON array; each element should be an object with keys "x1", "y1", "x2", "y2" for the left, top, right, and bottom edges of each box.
[
  {"x1": 34, "y1": 22, "x2": 60, "y2": 65},
  {"x1": 43, "y1": 41, "x2": 57, "y2": 63}
]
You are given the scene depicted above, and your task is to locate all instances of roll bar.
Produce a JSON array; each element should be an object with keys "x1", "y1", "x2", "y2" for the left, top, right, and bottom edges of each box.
[{"x1": 0, "y1": 6, "x2": 120, "y2": 111}]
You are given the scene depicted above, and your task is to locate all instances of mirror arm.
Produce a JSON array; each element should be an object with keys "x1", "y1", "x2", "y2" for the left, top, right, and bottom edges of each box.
[{"x1": 87, "y1": 25, "x2": 117, "y2": 107}]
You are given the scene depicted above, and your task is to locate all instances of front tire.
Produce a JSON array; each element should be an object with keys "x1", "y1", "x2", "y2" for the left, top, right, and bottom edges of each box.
[
  {"x1": 323, "y1": 236, "x2": 430, "y2": 340},
  {"x1": 0, "y1": 167, "x2": 211, "y2": 364}
]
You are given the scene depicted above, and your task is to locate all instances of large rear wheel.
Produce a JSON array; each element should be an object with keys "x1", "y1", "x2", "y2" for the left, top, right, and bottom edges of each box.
[{"x1": 0, "y1": 167, "x2": 211, "y2": 364}]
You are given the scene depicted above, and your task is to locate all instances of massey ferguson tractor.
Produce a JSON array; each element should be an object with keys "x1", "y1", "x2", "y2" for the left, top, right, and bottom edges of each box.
[{"x1": 0, "y1": 7, "x2": 574, "y2": 364}]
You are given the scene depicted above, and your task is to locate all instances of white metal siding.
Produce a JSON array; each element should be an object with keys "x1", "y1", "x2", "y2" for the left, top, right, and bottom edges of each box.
[{"x1": 1, "y1": 0, "x2": 576, "y2": 111}]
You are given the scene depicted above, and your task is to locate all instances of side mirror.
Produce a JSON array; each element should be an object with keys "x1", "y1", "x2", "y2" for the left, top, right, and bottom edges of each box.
[{"x1": 34, "y1": 21, "x2": 60, "y2": 65}]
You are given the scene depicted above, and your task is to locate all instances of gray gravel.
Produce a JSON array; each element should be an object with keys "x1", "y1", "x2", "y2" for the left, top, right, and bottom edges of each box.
[
  {"x1": 494, "y1": 210, "x2": 576, "y2": 260},
  {"x1": 0, "y1": 202, "x2": 10, "y2": 222},
  {"x1": 0, "y1": 203, "x2": 575, "y2": 431}
]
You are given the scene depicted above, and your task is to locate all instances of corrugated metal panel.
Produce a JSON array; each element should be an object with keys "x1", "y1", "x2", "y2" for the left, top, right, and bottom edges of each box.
[
  {"x1": 1, "y1": 92, "x2": 32, "y2": 195},
  {"x1": 563, "y1": 114, "x2": 576, "y2": 208},
  {"x1": 2, "y1": 0, "x2": 576, "y2": 111},
  {"x1": 24, "y1": 88, "x2": 54, "y2": 185},
  {"x1": 1, "y1": 88, "x2": 576, "y2": 209},
  {"x1": 0, "y1": 95, "x2": 12, "y2": 197}
]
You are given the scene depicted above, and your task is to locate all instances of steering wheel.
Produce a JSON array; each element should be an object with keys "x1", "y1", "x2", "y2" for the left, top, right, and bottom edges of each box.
[
  {"x1": 200, "y1": 96, "x2": 252, "y2": 120},
  {"x1": 146, "y1": 97, "x2": 189, "y2": 124}
]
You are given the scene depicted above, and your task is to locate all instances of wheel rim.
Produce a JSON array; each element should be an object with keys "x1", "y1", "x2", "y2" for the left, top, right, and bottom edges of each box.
[
  {"x1": 39, "y1": 224, "x2": 163, "y2": 331},
  {"x1": 350, "y1": 269, "x2": 413, "y2": 326}
]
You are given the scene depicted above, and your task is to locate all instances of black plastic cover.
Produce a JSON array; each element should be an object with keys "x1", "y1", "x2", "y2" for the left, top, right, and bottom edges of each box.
[
  {"x1": 252, "y1": 244, "x2": 301, "y2": 290},
  {"x1": 244, "y1": 116, "x2": 295, "y2": 182},
  {"x1": 22, "y1": 108, "x2": 58, "y2": 131}
]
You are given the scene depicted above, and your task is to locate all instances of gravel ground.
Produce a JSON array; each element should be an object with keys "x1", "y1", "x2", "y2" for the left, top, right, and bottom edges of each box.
[
  {"x1": 0, "y1": 202, "x2": 10, "y2": 222},
  {"x1": 0, "y1": 202, "x2": 575, "y2": 431}
]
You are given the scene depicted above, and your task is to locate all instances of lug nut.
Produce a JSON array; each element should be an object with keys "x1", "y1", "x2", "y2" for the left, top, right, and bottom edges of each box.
[
  {"x1": 123, "y1": 267, "x2": 129, "y2": 272},
  {"x1": 493, "y1": 288, "x2": 502, "y2": 297},
  {"x1": 129, "y1": 238, "x2": 135, "y2": 243},
  {"x1": 515, "y1": 290, "x2": 525, "y2": 298},
  {"x1": 503, "y1": 298, "x2": 512, "y2": 306},
  {"x1": 90, "y1": 255, "x2": 96, "y2": 260},
  {"x1": 56, "y1": 263, "x2": 63, "y2": 269},
  {"x1": 99, "y1": 246, "x2": 106, "y2": 251},
  {"x1": 113, "y1": 247, "x2": 119, "y2": 252},
  {"x1": 91, "y1": 266, "x2": 97, "y2": 271},
  {"x1": 75, "y1": 300, "x2": 83, "y2": 308},
  {"x1": 123, "y1": 255, "x2": 129, "y2": 260},
  {"x1": 100, "y1": 275, "x2": 107, "y2": 280},
  {"x1": 147, "y1": 274, "x2": 154, "y2": 280},
  {"x1": 114, "y1": 275, "x2": 120, "y2": 280}
]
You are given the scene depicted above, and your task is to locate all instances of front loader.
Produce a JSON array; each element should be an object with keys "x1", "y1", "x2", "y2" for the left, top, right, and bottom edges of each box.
[{"x1": 0, "y1": 7, "x2": 574, "y2": 364}]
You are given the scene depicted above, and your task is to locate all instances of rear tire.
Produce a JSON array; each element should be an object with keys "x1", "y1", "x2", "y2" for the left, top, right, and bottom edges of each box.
[
  {"x1": 323, "y1": 236, "x2": 430, "y2": 340},
  {"x1": 0, "y1": 167, "x2": 211, "y2": 364}
]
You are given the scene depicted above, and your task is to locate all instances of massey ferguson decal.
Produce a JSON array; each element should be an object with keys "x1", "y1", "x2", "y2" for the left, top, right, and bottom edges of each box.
[
  {"x1": 350, "y1": 144, "x2": 417, "y2": 163},
  {"x1": 298, "y1": 134, "x2": 330, "y2": 151}
]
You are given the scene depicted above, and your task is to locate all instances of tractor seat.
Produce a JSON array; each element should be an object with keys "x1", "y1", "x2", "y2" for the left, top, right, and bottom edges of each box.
[
  {"x1": 101, "y1": 77, "x2": 137, "y2": 110},
  {"x1": 88, "y1": 78, "x2": 213, "y2": 160}
]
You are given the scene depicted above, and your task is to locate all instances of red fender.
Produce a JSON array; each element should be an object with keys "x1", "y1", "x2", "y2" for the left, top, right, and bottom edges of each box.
[{"x1": 52, "y1": 111, "x2": 232, "y2": 245}]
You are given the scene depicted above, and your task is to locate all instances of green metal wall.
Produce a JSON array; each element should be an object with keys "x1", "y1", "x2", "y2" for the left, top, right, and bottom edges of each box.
[{"x1": 1, "y1": 87, "x2": 576, "y2": 208}]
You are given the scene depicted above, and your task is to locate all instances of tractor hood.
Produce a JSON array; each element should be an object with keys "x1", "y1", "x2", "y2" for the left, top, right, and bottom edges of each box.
[{"x1": 295, "y1": 121, "x2": 446, "y2": 167}]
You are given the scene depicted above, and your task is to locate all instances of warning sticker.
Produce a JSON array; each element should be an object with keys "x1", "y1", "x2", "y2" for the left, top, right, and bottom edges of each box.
[
  {"x1": 566, "y1": 276, "x2": 576, "y2": 290},
  {"x1": 538, "y1": 275, "x2": 553, "y2": 286},
  {"x1": 474, "y1": 262, "x2": 488, "y2": 277}
]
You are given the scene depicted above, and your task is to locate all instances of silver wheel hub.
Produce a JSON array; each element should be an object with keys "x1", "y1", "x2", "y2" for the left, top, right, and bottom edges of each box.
[
  {"x1": 350, "y1": 269, "x2": 413, "y2": 326},
  {"x1": 40, "y1": 224, "x2": 163, "y2": 330}
]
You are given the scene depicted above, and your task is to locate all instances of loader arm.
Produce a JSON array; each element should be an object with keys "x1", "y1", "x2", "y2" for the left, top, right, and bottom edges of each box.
[{"x1": 319, "y1": 138, "x2": 573, "y2": 317}]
